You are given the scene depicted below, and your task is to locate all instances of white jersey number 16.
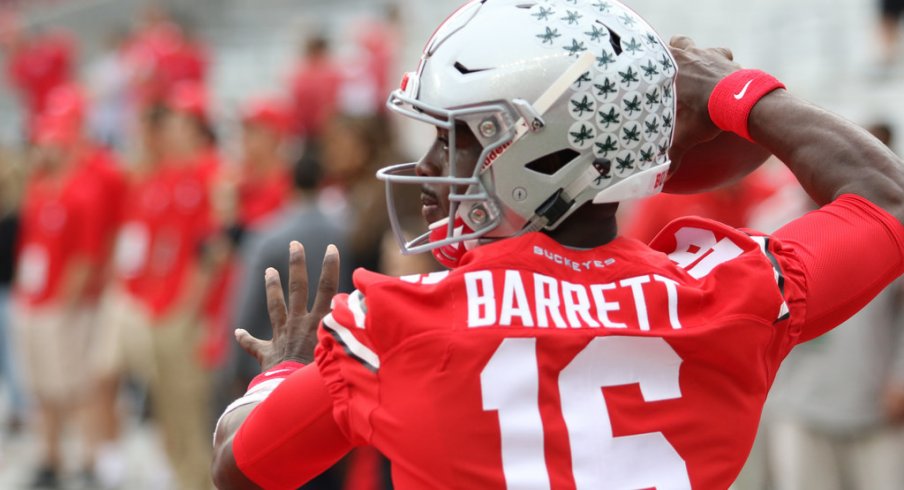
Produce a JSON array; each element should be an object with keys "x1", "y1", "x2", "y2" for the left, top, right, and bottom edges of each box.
[{"x1": 481, "y1": 336, "x2": 691, "y2": 489}]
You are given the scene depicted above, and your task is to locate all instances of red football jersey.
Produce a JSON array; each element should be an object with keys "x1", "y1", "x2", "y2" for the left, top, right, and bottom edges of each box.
[
  {"x1": 313, "y1": 195, "x2": 904, "y2": 489},
  {"x1": 16, "y1": 166, "x2": 107, "y2": 307}
]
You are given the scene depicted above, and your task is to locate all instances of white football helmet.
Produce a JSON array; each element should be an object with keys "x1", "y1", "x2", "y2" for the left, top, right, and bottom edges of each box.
[{"x1": 378, "y1": 0, "x2": 677, "y2": 262}]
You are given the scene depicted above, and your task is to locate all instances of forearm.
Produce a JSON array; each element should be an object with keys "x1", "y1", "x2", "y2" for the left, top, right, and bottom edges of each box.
[
  {"x1": 749, "y1": 90, "x2": 904, "y2": 222},
  {"x1": 211, "y1": 363, "x2": 353, "y2": 490},
  {"x1": 212, "y1": 406, "x2": 261, "y2": 489}
]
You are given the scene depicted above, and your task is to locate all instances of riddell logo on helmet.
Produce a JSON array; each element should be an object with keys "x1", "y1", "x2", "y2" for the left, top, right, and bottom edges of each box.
[{"x1": 483, "y1": 141, "x2": 512, "y2": 169}]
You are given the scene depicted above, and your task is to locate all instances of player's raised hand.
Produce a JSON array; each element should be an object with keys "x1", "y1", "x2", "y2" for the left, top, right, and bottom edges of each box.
[
  {"x1": 235, "y1": 242, "x2": 341, "y2": 370},
  {"x1": 668, "y1": 36, "x2": 741, "y2": 157}
]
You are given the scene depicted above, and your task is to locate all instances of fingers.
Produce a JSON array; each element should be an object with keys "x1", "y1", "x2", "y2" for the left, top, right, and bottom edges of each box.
[
  {"x1": 287, "y1": 241, "x2": 309, "y2": 318},
  {"x1": 670, "y1": 35, "x2": 695, "y2": 50},
  {"x1": 712, "y1": 47, "x2": 734, "y2": 61},
  {"x1": 235, "y1": 329, "x2": 267, "y2": 362},
  {"x1": 311, "y1": 244, "x2": 341, "y2": 316},
  {"x1": 265, "y1": 267, "x2": 288, "y2": 335},
  {"x1": 670, "y1": 36, "x2": 733, "y2": 61}
]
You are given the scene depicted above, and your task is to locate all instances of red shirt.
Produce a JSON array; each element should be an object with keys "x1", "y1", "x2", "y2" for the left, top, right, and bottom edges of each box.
[
  {"x1": 112, "y1": 169, "x2": 167, "y2": 300},
  {"x1": 233, "y1": 195, "x2": 904, "y2": 489},
  {"x1": 125, "y1": 23, "x2": 208, "y2": 106},
  {"x1": 288, "y1": 58, "x2": 343, "y2": 137},
  {"x1": 237, "y1": 167, "x2": 291, "y2": 228},
  {"x1": 15, "y1": 165, "x2": 107, "y2": 307},
  {"x1": 114, "y1": 163, "x2": 212, "y2": 318},
  {"x1": 75, "y1": 147, "x2": 126, "y2": 299}
]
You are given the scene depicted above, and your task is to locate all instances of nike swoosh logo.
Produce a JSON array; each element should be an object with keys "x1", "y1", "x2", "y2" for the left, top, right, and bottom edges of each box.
[
  {"x1": 264, "y1": 369, "x2": 292, "y2": 377},
  {"x1": 734, "y1": 80, "x2": 754, "y2": 100}
]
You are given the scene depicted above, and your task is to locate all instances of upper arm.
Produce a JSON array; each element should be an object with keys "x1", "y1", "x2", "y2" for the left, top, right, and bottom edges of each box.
[
  {"x1": 772, "y1": 194, "x2": 904, "y2": 342},
  {"x1": 749, "y1": 91, "x2": 904, "y2": 221}
]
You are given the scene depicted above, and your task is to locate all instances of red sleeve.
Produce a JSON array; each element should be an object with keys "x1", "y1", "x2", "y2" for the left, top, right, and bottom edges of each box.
[
  {"x1": 773, "y1": 194, "x2": 904, "y2": 342},
  {"x1": 232, "y1": 364, "x2": 354, "y2": 490},
  {"x1": 315, "y1": 288, "x2": 382, "y2": 445}
]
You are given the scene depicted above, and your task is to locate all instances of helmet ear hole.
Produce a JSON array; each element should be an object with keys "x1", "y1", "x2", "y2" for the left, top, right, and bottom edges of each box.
[{"x1": 525, "y1": 149, "x2": 579, "y2": 176}]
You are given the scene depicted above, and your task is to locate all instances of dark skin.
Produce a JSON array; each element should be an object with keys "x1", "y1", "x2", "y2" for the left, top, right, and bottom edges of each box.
[
  {"x1": 211, "y1": 37, "x2": 904, "y2": 488},
  {"x1": 211, "y1": 242, "x2": 341, "y2": 490},
  {"x1": 670, "y1": 36, "x2": 904, "y2": 220}
]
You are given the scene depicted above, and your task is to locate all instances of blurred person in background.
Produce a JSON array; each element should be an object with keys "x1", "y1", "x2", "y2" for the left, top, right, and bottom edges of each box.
[
  {"x1": 124, "y1": 6, "x2": 209, "y2": 110},
  {"x1": 879, "y1": 0, "x2": 904, "y2": 68},
  {"x1": 13, "y1": 107, "x2": 119, "y2": 488},
  {"x1": 142, "y1": 83, "x2": 218, "y2": 489},
  {"x1": 319, "y1": 115, "x2": 393, "y2": 273},
  {"x1": 1, "y1": 19, "x2": 76, "y2": 130},
  {"x1": 202, "y1": 98, "x2": 295, "y2": 379},
  {"x1": 92, "y1": 104, "x2": 171, "y2": 490},
  {"x1": 230, "y1": 98, "x2": 294, "y2": 233},
  {"x1": 339, "y1": 6, "x2": 401, "y2": 119},
  {"x1": 0, "y1": 146, "x2": 26, "y2": 435},
  {"x1": 87, "y1": 28, "x2": 134, "y2": 152},
  {"x1": 316, "y1": 114, "x2": 409, "y2": 490},
  {"x1": 164, "y1": 81, "x2": 219, "y2": 180},
  {"x1": 38, "y1": 87, "x2": 128, "y2": 488},
  {"x1": 355, "y1": 5, "x2": 401, "y2": 115},
  {"x1": 759, "y1": 122, "x2": 904, "y2": 490},
  {"x1": 229, "y1": 149, "x2": 351, "y2": 490},
  {"x1": 93, "y1": 82, "x2": 218, "y2": 489},
  {"x1": 288, "y1": 35, "x2": 343, "y2": 140}
]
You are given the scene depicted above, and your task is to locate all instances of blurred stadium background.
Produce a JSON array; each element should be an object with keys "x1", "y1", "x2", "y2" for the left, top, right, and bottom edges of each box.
[
  {"x1": 1, "y1": 0, "x2": 901, "y2": 152},
  {"x1": 0, "y1": 0, "x2": 901, "y2": 489}
]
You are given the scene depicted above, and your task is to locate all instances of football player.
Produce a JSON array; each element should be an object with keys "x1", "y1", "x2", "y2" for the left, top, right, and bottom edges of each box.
[{"x1": 212, "y1": 1, "x2": 904, "y2": 488}]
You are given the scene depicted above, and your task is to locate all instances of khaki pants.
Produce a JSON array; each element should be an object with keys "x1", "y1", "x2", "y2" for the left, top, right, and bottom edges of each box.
[
  {"x1": 94, "y1": 289, "x2": 154, "y2": 381},
  {"x1": 770, "y1": 418, "x2": 904, "y2": 490},
  {"x1": 96, "y1": 290, "x2": 212, "y2": 490},
  {"x1": 14, "y1": 304, "x2": 94, "y2": 404}
]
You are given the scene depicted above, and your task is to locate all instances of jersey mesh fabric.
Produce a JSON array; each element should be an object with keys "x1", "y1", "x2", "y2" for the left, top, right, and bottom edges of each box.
[{"x1": 770, "y1": 194, "x2": 904, "y2": 342}]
